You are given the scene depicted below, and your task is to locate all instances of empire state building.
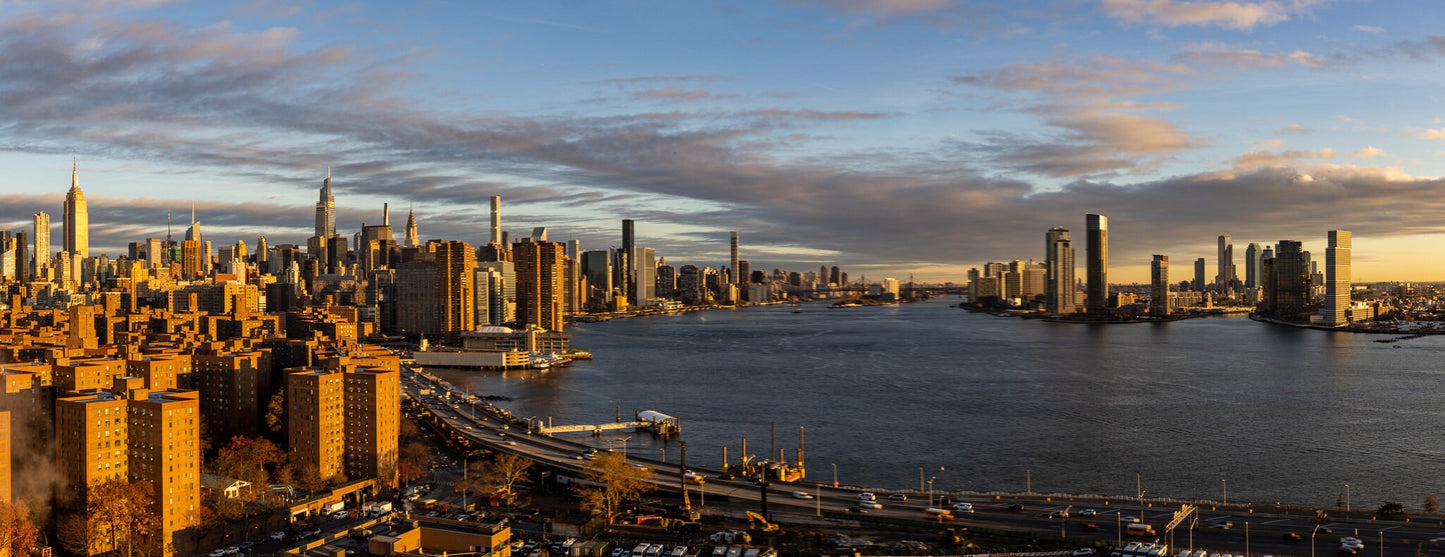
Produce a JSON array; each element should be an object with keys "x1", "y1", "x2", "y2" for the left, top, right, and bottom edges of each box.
[{"x1": 63, "y1": 157, "x2": 88, "y2": 286}]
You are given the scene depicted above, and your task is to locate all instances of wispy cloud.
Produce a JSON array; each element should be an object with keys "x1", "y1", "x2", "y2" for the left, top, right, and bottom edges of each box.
[
  {"x1": 1277, "y1": 123, "x2": 1310, "y2": 134},
  {"x1": 1350, "y1": 146, "x2": 1384, "y2": 159},
  {"x1": 1351, "y1": 25, "x2": 1383, "y2": 33},
  {"x1": 1176, "y1": 42, "x2": 1328, "y2": 68},
  {"x1": 1099, "y1": 0, "x2": 1319, "y2": 31}
]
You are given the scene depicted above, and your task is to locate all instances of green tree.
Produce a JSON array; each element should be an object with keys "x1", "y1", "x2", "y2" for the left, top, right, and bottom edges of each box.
[{"x1": 574, "y1": 452, "x2": 653, "y2": 523}]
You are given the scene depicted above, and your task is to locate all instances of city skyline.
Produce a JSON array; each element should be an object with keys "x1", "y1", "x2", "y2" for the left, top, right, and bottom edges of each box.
[{"x1": 3, "y1": 2, "x2": 1445, "y2": 282}]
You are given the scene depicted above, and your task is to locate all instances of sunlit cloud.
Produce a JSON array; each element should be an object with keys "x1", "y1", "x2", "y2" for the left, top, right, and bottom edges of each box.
[{"x1": 1099, "y1": 0, "x2": 1319, "y2": 31}]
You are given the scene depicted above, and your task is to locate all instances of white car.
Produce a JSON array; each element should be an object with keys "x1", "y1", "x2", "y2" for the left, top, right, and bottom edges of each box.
[
  {"x1": 952, "y1": 502, "x2": 975, "y2": 513},
  {"x1": 792, "y1": 491, "x2": 814, "y2": 500},
  {"x1": 1340, "y1": 537, "x2": 1364, "y2": 550},
  {"x1": 1078, "y1": 508, "x2": 1097, "y2": 516},
  {"x1": 857, "y1": 492, "x2": 877, "y2": 501},
  {"x1": 857, "y1": 500, "x2": 883, "y2": 510},
  {"x1": 887, "y1": 493, "x2": 908, "y2": 501}
]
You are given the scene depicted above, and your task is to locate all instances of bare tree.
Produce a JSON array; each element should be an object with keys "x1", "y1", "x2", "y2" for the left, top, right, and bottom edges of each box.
[
  {"x1": 481, "y1": 453, "x2": 533, "y2": 495},
  {"x1": 574, "y1": 452, "x2": 653, "y2": 523},
  {"x1": 1426, "y1": 493, "x2": 1439, "y2": 513}
]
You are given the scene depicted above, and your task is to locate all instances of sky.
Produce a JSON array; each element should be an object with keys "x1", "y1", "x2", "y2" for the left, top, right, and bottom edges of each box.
[{"x1": 2, "y1": 0, "x2": 1445, "y2": 283}]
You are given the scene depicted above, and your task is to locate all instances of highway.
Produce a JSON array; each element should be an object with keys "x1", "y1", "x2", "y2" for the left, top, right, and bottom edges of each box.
[{"x1": 404, "y1": 366, "x2": 1445, "y2": 555}]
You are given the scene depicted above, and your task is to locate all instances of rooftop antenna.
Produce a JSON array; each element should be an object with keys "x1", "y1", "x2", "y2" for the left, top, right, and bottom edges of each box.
[{"x1": 166, "y1": 212, "x2": 172, "y2": 246}]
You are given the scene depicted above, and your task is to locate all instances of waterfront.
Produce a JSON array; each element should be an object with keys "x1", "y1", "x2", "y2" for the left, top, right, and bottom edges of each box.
[{"x1": 432, "y1": 298, "x2": 1445, "y2": 510}]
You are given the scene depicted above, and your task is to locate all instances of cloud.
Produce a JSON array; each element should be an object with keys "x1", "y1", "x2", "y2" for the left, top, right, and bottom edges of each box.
[
  {"x1": 1350, "y1": 146, "x2": 1384, "y2": 159},
  {"x1": 798, "y1": 0, "x2": 953, "y2": 15},
  {"x1": 594, "y1": 74, "x2": 721, "y2": 85},
  {"x1": 632, "y1": 88, "x2": 716, "y2": 100},
  {"x1": 1351, "y1": 25, "x2": 1383, "y2": 33},
  {"x1": 1408, "y1": 128, "x2": 1445, "y2": 139},
  {"x1": 1099, "y1": 0, "x2": 1318, "y2": 30},
  {"x1": 1277, "y1": 124, "x2": 1310, "y2": 134},
  {"x1": 1176, "y1": 43, "x2": 1327, "y2": 68},
  {"x1": 1253, "y1": 139, "x2": 1286, "y2": 147},
  {"x1": 955, "y1": 55, "x2": 1199, "y2": 177},
  {"x1": 1233, "y1": 148, "x2": 1334, "y2": 167}
]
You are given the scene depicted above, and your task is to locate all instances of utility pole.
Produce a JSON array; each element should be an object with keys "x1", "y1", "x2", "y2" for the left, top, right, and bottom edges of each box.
[{"x1": 680, "y1": 441, "x2": 691, "y2": 511}]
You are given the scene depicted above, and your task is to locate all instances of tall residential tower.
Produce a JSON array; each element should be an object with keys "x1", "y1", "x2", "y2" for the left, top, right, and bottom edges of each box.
[
  {"x1": 1325, "y1": 230, "x2": 1351, "y2": 326},
  {"x1": 1045, "y1": 227, "x2": 1075, "y2": 314},
  {"x1": 1085, "y1": 214, "x2": 1108, "y2": 314}
]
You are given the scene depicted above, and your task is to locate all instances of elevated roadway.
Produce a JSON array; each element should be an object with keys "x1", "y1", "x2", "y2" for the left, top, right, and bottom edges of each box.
[{"x1": 403, "y1": 367, "x2": 1445, "y2": 555}]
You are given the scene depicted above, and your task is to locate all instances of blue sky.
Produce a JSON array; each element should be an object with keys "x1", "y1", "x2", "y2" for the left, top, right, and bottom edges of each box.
[{"x1": 2, "y1": 0, "x2": 1445, "y2": 282}]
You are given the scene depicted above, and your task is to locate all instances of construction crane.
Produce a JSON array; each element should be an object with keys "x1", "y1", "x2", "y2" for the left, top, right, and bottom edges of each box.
[{"x1": 745, "y1": 510, "x2": 779, "y2": 533}]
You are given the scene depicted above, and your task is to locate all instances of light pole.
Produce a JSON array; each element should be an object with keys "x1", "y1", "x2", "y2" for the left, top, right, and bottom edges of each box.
[
  {"x1": 659, "y1": 447, "x2": 666, "y2": 463},
  {"x1": 920, "y1": 467, "x2": 925, "y2": 492},
  {"x1": 927, "y1": 477, "x2": 936, "y2": 508},
  {"x1": 831, "y1": 463, "x2": 838, "y2": 487},
  {"x1": 815, "y1": 485, "x2": 821, "y2": 517},
  {"x1": 1222, "y1": 478, "x2": 1227, "y2": 506},
  {"x1": 1310, "y1": 524, "x2": 1319, "y2": 557},
  {"x1": 1245, "y1": 521, "x2": 1249, "y2": 557},
  {"x1": 1345, "y1": 483, "x2": 1351, "y2": 516}
]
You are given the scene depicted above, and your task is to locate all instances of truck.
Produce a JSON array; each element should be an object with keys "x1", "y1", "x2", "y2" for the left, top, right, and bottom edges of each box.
[
  {"x1": 1126, "y1": 523, "x2": 1157, "y2": 537},
  {"x1": 322, "y1": 501, "x2": 345, "y2": 515},
  {"x1": 365, "y1": 501, "x2": 393, "y2": 516}
]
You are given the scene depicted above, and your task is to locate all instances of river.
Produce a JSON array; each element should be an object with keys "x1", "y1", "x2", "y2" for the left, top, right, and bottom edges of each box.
[{"x1": 430, "y1": 298, "x2": 1445, "y2": 510}]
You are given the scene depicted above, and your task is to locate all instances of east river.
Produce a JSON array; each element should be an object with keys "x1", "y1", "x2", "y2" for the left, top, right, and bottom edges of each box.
[{"x1": 431, "y1": 297, "x2": 1445, "y2": 510}]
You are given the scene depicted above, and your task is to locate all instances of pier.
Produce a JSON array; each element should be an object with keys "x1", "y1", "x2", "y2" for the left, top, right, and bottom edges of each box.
[{"x1": 536, "y1": 409, "x2": 681, "y2": 437}]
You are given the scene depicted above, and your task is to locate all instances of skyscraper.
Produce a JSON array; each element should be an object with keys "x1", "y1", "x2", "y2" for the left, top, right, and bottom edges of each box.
[
  {"x1": 437, "y1": 241, "x2": 476, "y2": 334},
  {"x1": 1045, "y1": 227, "x2": 1075, "y2": 314},
  {"x1": 63, "y1": 158, "x2": 88, "y2": 286},
  {"x1": 729, "y1": 231, "x2": 739, "y2": 286},
  {"x1": 315, "y1": 168, "x2": 336, "y2": 240},
  {"x1": 404, "y1": 205, "x2": 419, "y2": 247},
  {"x1": 1244, "y1": 242, "x2": 1262, "y2": 289},
  {"x1": 1151, "y1": 255, "x2": 1169, "y2": 318},
  {"x1": 1085, "y1": 214, "x2": 1108, "y2": 314},
  {"x1": 622, "y1": 219, "x2": 636, "y2": 301},
  {"x1": 1216, "y1": 235, "x2": 1235, "y2": 286},
  {"x1": 1265, "y1": 240, "x2": 1310, "y2": 320},
  {"x1": 1193, "y1": 258, "x2": 1206, "y2": 291},
  {"x1": 1325, "y1": 230, "x2": 1351, "y2": 326},
  {"x1": 490, "y1": 196, "x2": 502, "y2": 245},
  {"x1": 32, "y1": 212, "x2": 48, "y2": 277},
  {"x1": 514, "y1": 240, "x2": 566, "y2": 331}
]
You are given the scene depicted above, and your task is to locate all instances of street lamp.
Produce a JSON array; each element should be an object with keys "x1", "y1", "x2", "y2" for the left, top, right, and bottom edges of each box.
[
  {"x1": 1222, "y1": 478, "x2": 1227, "y2": 506},
  {"x1": 927, "y1": 477, "x2": 936, "y2": 508},
  {"x1": 831, "y1": 463, "x2": 838, "y2": 487},
  {"x1": 1345, "y1": 483, "x2": 1351, "y2": 516},
  {"x1": 659, "y1": 447, "x2": 667, "y2": 463},
  {"x1": 523, "y1": 416, "x2": 537, "y2": 436},
  {"x1": 1311, "y1": 524, "x2": 1319, "y2": 557}
]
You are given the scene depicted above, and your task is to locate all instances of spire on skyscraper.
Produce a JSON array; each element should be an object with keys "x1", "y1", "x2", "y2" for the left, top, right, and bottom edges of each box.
[{"x1": 404, "y1": 203, "x2": 419, "y2": 248}]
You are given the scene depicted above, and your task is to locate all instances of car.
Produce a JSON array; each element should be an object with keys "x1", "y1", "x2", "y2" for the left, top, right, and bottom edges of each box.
[
  {"x1": 952, "y1": 502, "x2": 974, "y2": 513},
  {"x1": 1121, "y1": 515, "x2": 1139, "y2": 523},
  {"x1": 717, "y1": 473, "x2": 736, "y2": 480},
  {"x1": 1336, "y1": 547, "x2": 1358, "y2": 556},
  {"x1": 269, "y1": 531, "x2": 285, "y2": 541},
  {"x1": 1007, "y1": 503, "x2": 1026, "y2": 511},
  {"x1": 792, "y1": 491, "x2": 814, "y2": 500},
  {"x1": 464, "y1": 425, "x2": 473, "y2": 430},
  {"x1": 208, "y1": 550, "x2": 228, "y2": 557},
  {"x1": 1079, "y1": 508, "x2": 1098, "y2": 517},
  {"x1": 632, "y1": 464, "x2": 650, "y2": 472},
  {"x1": 1339, "y1": 537, "x2": 1364, "y2": 550},
  {"x1": 426, "y1": 511, "x2": 439, "y2": 517},
  {"x1": 507, "y1": 440, "x2": 517, "y2": 446},
  {"x1": 1283, "y1": 532, "x2": 1302, "y2": 542},
  {"x1": 857, "y1": 492, "x2": 877, "y2": 501},
  {"x1": 1081, "y1": 523, "x2": 1100, "y2": 532},
  {"x1": 1049, "y1": 510, "x2": 1070, "y2": 519},
  {"x1": 1072, "y1": 549, "x2": 1097, "y2": 557},
  {"x1": 1210, "y1": 521, "x2": 1233, "y2": 529},
  {"x1": 858, "y1": 500, "x2": 883, "y2": 510},
  {"x1": 887, "y1": 493, "x2": 908, "y2": 501},
  {"x1": 572, "y1": 454, "x2": 585, "y2": 460},
  {"x1": 1430, "y1": 537, "x2": 1445, "y2": 543},
  {"x1": 847, "y1": 504, "x2": 868, "y2": 513}
]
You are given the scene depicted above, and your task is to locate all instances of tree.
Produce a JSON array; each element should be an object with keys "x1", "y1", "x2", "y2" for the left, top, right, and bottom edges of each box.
[
  {"x1": 213, "y1": 436, "x2": 287, "y2": 489},
  {"x1": 264, "y1": 390, "x2": 286, "y2": 435},
  {"x1": 399, "y1": 442, "x2": 431, "y2": 485},
  {"x1": 1426, "y1": 493, "x2": 1439, "y2": 513},
  {"x1": 87, "y1": 478, "x2": 162, "y2": 557},
  {"x1": 481, "y1": 453, "x2": 533, "y2": 495},
  {"x1": 1378, "y1": 501, "x2": 1406, "y2": 515},
  {"x1": 574, "y1": 452, "x2": 653, "y2": 523},
  {"x1": 0, "y1": 501, "x2": 39, "y2": 557}
]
